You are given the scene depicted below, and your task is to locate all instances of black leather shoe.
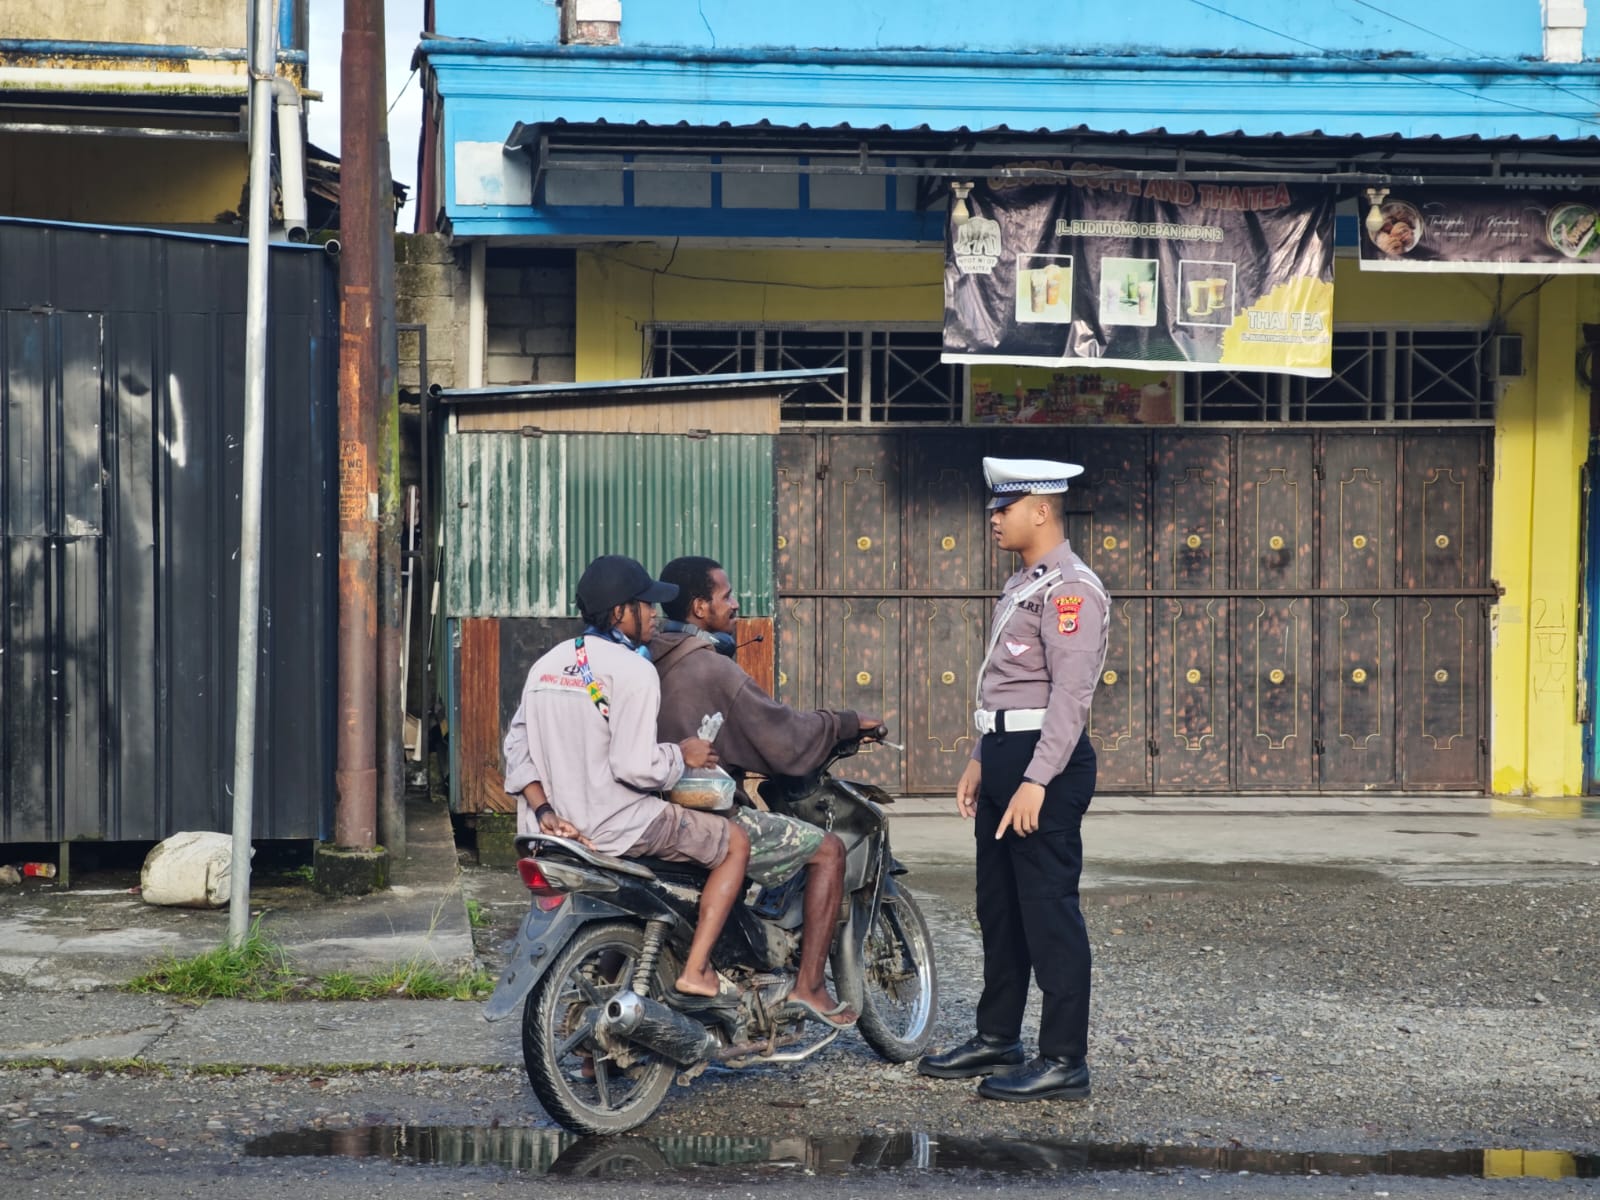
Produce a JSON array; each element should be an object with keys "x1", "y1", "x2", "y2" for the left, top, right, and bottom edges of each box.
[
  {"x1": 917, "y1": 1033, "x2": 1026, "y2": 1079},
  {"x1": 977, "y1": 1056, "x2": 1091, "y2": 1101}
]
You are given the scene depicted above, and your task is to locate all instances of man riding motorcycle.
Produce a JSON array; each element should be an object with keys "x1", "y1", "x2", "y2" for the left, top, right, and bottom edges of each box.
[
  {"x1": 649, "y1": 555, "x2": 884, "y2": 1029},
  {"x1": 502, "y1": 554, "x2": 749, "y2": 1000}
]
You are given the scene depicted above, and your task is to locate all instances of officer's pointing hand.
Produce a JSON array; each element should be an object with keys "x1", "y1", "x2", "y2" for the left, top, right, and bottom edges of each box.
[{"x1": 995, "y1": 781, "x2": 1047, "y2": 839}]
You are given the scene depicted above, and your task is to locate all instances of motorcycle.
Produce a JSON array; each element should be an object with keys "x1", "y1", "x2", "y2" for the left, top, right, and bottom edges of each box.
[{"x1": 483, "y1": 730, "x2": 939, "y2": 1135}]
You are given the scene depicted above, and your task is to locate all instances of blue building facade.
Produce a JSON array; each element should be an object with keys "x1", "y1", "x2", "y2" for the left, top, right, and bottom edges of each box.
[{"x1": 420, "y1": 1, "x2": 1600, "y2": 802}]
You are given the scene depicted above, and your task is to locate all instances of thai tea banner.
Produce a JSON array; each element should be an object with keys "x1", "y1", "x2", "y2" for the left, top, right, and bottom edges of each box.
[
  {"x1": 1357, "y1": 187, "x2": 1600, "y2": 273},
  {"x1": 943, "y1": 176, "x2": 1336, "y2": 377}
]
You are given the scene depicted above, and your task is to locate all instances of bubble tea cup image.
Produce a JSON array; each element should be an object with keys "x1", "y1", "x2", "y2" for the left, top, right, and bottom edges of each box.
[
  {"x1": 1187, "y1": 278, "x2": 1212, "y2": 316},
  {"x1": 1044, "y1": 263, "x2": 1063, "y2": 306},
  {"x1": 1028, "y1": 268, "x2": 1048, "y2": 313},
  {"x1": 1207, "y1": 277, "x2": 1228, "y2": 312}
]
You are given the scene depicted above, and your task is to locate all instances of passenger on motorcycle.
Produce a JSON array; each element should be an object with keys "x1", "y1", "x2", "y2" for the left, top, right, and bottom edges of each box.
[
  {"x1": 501, "y1": 554, "x2": 752, "y2": 1000},
  {"x1": 648, "y1": 555, "x2": 883, "y2": 1029}
]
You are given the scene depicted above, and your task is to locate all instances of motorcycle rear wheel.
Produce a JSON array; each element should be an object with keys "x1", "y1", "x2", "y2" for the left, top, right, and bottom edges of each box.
[
  {"x1": 523, "y1": 920, "x2": 677, "y2": 1135},
  {"x1": 831, "y1": 887, "x2": 938, "y2": 1062}
]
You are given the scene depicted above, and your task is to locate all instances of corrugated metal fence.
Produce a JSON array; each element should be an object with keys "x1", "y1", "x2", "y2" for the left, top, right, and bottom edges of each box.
[
  {"x1": 0, "y1": 219, "x2": 337, "y2": 844},
  {"x1": 444, "y1": 431, "x2": 775, "y2": 616}
]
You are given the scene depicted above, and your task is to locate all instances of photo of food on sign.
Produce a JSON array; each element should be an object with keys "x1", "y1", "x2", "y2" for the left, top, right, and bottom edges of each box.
[
  {"x1": 1099, "y1": 257, "x2": 1159, "y2": 328},
  {"x1": 1014, "y1": 253, "x2": 1073, "y2": 324},
  {"x1": 969, "y1": 366, "x2": 1175, "y2": 425},
  {"x1": 1547, "y1": 203, "x2": 1600, "y2": 260},
  {"x1": 1368, "y1": 200, "x2": 1423, "y2": 256}
]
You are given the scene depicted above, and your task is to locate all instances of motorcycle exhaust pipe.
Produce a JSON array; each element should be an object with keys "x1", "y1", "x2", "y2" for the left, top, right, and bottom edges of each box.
[{"x1": 600, "y1": 991, "x2": 719, "y2": 1066}]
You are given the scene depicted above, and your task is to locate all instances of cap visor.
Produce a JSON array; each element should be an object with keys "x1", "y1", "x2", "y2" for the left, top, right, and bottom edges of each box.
[
  {"x1": 987, "y1": 494, "x2": 1022, "y2": 511},
  {"x1": 637, "y1": 579, "x2": 679, "y2": 604}
]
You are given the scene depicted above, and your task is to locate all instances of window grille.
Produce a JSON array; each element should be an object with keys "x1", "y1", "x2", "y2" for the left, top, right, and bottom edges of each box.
[
  {"x1": 1186, "y1": 329, "x2": 1494, "y2": 423},
  {"x1": 647, "y1": 325, "x2": 1494, "y2": 425},
  {"x1": 647, "y1": 326, "x2": 959, "y2": 424}
]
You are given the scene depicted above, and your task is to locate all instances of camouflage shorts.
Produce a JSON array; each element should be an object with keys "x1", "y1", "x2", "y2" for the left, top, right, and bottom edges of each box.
[{"x1": 731, "y1": 807, "x2": 825, "y2": 888}]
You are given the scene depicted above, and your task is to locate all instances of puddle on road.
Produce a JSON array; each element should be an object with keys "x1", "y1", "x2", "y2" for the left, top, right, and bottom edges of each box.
[{"x1": 244, "y1": 1126, "x2": 1595, "y2": 1181}]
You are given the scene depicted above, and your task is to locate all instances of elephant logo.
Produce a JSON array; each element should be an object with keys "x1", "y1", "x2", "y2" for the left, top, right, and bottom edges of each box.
[{"x1": 953, "y1": 216, "x2": 1002, "y2": 274}]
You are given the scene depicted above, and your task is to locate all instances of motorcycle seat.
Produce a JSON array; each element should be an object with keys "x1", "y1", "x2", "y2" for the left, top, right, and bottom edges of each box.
[{"x1": 627, "y1": 855, "x2": 712, "y2": 885}]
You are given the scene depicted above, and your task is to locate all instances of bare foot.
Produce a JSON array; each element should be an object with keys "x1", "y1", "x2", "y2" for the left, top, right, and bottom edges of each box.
[
  {"x1": 788, "y1": 984, "x2": 858, "y2": 1027},
  {"x1": 674, "y1": 963, "x2": 722, "y2": 998}
]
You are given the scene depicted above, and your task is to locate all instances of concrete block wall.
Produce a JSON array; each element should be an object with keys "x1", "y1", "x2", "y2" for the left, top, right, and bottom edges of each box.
[
  {"x1": 395, "y1": 232, "x2": 465, "y2": 391},
  {"x1": 486, "y1": 248, "x2": 576, "y2": 385}
]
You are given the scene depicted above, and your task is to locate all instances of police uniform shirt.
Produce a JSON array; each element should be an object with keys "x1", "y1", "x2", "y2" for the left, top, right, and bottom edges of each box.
[{"x1": 977, "y1": 539, "x2": 1110, "y2": 786}]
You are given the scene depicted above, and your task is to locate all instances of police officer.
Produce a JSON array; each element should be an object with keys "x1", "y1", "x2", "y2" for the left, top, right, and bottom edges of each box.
[{"x1": 917, "y1": 457, "x2": 1110, "y2": 1101}]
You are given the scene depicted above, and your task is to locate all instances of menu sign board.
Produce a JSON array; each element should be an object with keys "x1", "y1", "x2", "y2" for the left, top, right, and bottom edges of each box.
[
  {"x1": 1357, "y1": 186, "x2": 1600, "y2": 273},
  {"x1": 943, "y1": 172, "x2": 1336, "y2": 378}
]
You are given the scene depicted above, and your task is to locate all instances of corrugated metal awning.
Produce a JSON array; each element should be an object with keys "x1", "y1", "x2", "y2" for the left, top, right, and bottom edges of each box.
[
  {"x1": 432, "y1": 367, "x2": 845, "y2": 406},
  {"x1": 506, "y1": 120, "x2": 1600, "y2": 188}
]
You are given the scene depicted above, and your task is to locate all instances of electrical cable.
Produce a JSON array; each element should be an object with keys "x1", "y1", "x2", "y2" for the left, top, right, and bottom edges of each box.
[
  {"x1": 388, "y1": 67, "x2": 417, "y2": 116},
  {"x1": 1343, "y1": 0, "x2": 1600, "y2": 112},
  {"x1": 1185, "y1": 0, "x2": 1600, "y2": 130}
]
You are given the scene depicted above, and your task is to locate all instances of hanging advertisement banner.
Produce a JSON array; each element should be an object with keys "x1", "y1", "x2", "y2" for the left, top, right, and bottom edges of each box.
[
  {"x1": 1356, "y1": 186, "x2": 1600, "y2": 273},
  {"x1": 943, "y1": 174, "x2": 1336, "y2": 378}
]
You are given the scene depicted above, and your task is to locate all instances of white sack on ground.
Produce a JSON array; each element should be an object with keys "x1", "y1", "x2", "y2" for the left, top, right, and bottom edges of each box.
[{"x1": 140, "y1": 831, "x2": 251, "y2": 908}]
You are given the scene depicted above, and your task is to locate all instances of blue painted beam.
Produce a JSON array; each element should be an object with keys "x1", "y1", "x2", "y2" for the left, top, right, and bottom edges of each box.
[
  {"x1": 429, "y1": 53, "x2": 1600, "y2": 144},
  {"x1": 443, "y1": 206, "x2": 944, "y2": 242}
]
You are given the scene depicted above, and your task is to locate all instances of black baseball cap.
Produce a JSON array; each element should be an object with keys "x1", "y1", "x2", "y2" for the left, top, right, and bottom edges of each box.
[{"x1": 576, "y1": 555, "x2": 678, "y2": 616}]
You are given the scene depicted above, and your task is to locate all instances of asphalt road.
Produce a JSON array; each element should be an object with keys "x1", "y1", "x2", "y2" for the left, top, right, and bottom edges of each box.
[{"x1": 5, "y1": 854, "x2": 1598, "y2": 1197}]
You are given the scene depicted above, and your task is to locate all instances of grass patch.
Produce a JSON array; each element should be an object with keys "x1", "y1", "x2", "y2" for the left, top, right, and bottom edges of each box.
[
  {"x1": 125, "y1": 925, "x2": 493, "y2": 1003},
  {"x1": 348, "y1": 963, "x2": 494, "y2": 1001},
  {"x1": 125, "y1": 924, "x2": 297, "y2": 1002},
  {"x1": 465, "y1": 898, "x2": 489, "y2": 928}
]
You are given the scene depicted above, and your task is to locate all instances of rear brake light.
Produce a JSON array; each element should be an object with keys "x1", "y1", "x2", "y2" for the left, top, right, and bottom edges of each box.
[
  {"x1": 517, "y1": 857, "x2": 559, "y2": 892},
  {"x1": 517, "y1": 857, "x2": 568, "y2": 909}
]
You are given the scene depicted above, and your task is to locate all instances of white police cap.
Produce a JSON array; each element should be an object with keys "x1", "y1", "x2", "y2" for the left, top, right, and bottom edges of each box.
[{"x1": 983, "y1": 456, "x2": 1085, "y2": 510}]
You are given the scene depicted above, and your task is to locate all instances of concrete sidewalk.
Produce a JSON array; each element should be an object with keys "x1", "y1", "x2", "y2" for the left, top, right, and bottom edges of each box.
[
  {"x1": 0, "y1": 790, "x2": 1596, "y2": 1069},
  {"x1": 889, "y1": 792, "x2": 1600, "y2": 882},
  {"x1": 0, "y1": 797, "x2": 476, "y2": 994}
]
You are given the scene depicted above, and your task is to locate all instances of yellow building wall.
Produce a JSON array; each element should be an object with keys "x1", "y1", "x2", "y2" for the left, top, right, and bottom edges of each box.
[
  {"x1": 577, "y1": 246, "x2": 1593, "y2": 795},
  {"x1": 0, "y1": 133, "x2": 246, "y2": 226},
  {"x1": 575, "y1": 245, "x2": 943, "y2": 380}
]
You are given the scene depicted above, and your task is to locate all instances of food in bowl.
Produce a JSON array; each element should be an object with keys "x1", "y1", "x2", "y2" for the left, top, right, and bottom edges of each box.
[
  {"x1": 1547, "y1": 203, "x2": 1600, "y2": 259},
  {"x1": 1371, "y1": 201, "x2": 1423, "y2": 255}
]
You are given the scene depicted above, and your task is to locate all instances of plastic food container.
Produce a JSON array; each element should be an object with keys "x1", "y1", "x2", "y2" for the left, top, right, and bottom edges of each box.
[{"x1": 668, "y1": 766, "x2": 736, "y2": 812}]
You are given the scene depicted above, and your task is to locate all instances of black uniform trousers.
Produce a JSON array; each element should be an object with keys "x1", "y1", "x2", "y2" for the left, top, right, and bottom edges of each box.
[{"x1": 973, "y1": 728, "x2": 1096, "y2": 1062}]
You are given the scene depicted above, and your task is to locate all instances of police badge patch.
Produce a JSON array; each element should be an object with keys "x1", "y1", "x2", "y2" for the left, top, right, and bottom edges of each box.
[{"x1": 1054, "y1": 595, "x2": 1084, "y2": 634}]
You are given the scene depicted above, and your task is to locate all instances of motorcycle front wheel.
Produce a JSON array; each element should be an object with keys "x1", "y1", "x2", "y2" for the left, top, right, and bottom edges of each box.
[
  {"x1": 523, "y1": 920, "x2": 676, "y2": 1135},
  {"x1": 831, "y1": 887, "x2": 938, "y2": 1062}
]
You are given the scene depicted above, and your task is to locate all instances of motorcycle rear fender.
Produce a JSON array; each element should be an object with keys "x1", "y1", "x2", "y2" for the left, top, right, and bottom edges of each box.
[
  {"x1": 486, "y1": 879, "x2": 698, "y2": 1023},
  {"x1": 483, "y1": 894, "x2": 624, "y2": 1021}
]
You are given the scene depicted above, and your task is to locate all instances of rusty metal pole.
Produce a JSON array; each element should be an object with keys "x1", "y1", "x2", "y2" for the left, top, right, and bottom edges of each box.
[
  {"x1": 377, "y1": 128, "x2": 406, "y2": 859},
  {"x1": 335, "y1": 0, "x2": 383, "y2": 850}
]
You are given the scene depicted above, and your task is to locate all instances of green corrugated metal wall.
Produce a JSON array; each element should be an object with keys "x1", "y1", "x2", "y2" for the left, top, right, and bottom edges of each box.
[{"x1": 444, "y1": 432, "x2": 775, "y2": 617}]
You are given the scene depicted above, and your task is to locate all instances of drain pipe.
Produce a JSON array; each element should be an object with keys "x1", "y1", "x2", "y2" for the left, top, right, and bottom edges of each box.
[
  {"x1": 467, "y1": 240, "x2": 486, "y2": 387},
  {"x1": 273, "y1": 77, "x2": 308, "y2": 242}
]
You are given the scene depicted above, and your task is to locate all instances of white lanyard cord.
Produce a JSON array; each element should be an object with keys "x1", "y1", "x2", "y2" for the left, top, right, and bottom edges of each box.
[{"x1": 974, "y1": 567, "x2": 1062, "y2": 709}]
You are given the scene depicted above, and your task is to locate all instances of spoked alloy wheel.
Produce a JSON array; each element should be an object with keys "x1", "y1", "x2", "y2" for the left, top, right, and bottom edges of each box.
[
  {"x1": 832, "y1": 887, "x2": 938, "y2": 1062},
  {"x1": 522, "y1": 920, "x2": 676, "y2": 1134}
]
